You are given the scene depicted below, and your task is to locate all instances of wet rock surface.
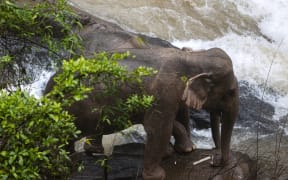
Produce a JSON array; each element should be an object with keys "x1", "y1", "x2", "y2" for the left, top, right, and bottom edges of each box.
[
  {"x1": 75, "y1": 8, "x2": 175, "y2": 57},
  {"x1": 237, "y1": 81, "x2": 277, "y2": 134},
  {"x1": 70, "y1": 143, "x2": 256, "y2": 180},
  {"x1": 234, "y1": 134, "x2": 288, "y2": 180}
]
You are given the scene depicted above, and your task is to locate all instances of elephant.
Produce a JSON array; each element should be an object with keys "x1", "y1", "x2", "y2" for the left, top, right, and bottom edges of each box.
[{"x1": 44, "y1": 47, "x2": 239, "y2": 180}]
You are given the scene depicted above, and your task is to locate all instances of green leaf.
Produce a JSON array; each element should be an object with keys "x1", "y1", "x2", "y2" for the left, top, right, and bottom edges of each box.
[
  {"x1": 0, "y1": 151, "x2": 8, "y2": 156},
  {"x1": 18, "y1": 156, "x2": 23, "y2": 166},
  {"x1": 49, "y1": 114, "x2": 59, "y2": 122}
]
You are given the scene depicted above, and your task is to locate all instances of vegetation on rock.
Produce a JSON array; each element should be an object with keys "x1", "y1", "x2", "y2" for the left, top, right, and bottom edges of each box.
[
  {"x1": 0, "y1": 0, "x2": 82, "y2": 89},
  {"x1": 0, "y1": 1, "x2": 156, "y2": 179}
]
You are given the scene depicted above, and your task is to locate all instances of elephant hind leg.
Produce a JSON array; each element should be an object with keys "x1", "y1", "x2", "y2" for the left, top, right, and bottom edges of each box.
[{"x1": 173, "y1": 120, "x2": 196, "y2": 153}]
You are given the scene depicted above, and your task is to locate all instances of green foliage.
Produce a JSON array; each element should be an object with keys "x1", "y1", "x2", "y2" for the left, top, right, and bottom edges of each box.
[
  {"x1": 96, "y1": 158, "x2": 111, "y2": 172},
  {"x1": 0, "y1": 0, "x2": 82, "y2": 53},
  {"x1": 47, "y1": 52, "x2": 157, "y2": 106},
  {"x1": 0, "y1": 90, "x2": 79, "y2": 179},
  {"x1": 0, "y1": 0, "x2": 82, "y2": 88},
  {"x1": 101, "y1": 94, "x2": 155, "y2": 130},
  {"x1": 47, "y1": 52, "x2": 157, "y2": 130},
  {"x1": 0, "y1": 55, "x2": 11, "y2": 69}
]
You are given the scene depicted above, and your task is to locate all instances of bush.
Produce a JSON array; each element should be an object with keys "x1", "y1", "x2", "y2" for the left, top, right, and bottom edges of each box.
[
  {"x1": 0, "y1": 90, "x2": 79, "y2": 179},
  {"x1": 47, "y1": 52, "x2": 157, "y2": 131},
  {"x1": 0, "y1": 52, "x2": 156, "y2": 179}
]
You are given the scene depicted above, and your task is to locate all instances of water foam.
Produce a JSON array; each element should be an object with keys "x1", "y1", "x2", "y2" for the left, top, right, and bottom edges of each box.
[
  {"x1": 232, "y1": 0, "x2": 288, "y2": 50},
  {"x1": 21, "y1": 70, "x2": 54, "y2": 99}
]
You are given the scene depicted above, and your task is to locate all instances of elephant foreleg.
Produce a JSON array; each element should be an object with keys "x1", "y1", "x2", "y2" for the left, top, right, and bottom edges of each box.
[
  {"x1": 220, "y1": 110, "x2": 236, "y2": 165},
  {"x1": 212, "y1": 93, "x2": 238, "y2": 166},
  {"x1": 210, "y1": 111, "x2": 221, "y2": 149}
]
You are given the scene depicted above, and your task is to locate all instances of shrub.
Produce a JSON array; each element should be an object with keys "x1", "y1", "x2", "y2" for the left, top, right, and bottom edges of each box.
[
  {"x1": 0, "y1": 90, "x2": 79, "y2": 179},
  {"x1": 47, "y1": 52, "x2": 157, "y2": 131}
]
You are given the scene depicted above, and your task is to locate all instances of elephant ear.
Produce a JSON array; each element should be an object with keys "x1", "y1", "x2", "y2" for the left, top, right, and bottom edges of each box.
[{"x1": 182, "y1": 73, "x2": 213, "y2": 110}]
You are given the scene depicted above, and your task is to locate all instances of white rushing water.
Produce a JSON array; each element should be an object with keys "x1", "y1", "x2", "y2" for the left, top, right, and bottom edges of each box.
[
  {"x1": 65, "y1": 0, "x2": 288, "y2": 149},
  {"x1": 22, "y1": 70, "x2": 54, "y2": 99}
]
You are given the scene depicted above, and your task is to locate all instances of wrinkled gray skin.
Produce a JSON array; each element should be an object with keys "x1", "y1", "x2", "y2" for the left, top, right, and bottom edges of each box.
[{"x1": 45, "y1": 47, "x2": 239, "y2": 180}]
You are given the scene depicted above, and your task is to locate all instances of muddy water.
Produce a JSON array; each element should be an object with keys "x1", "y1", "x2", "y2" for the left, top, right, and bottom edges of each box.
[{"x1": 69, "y1": 0, "x2": 262, "y2": 41}]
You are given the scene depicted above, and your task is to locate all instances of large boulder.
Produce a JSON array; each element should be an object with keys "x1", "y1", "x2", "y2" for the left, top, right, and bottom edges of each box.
[
  {"x1": 75, "y1": 8, "x2": 175, "y2": 57},
  {"x1": 237, "y1": 81, "x2": 279, "y2": 135}
]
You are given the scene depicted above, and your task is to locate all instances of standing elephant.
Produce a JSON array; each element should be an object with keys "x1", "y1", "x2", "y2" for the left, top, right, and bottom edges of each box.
[{"x1": 45, "y1": 47, "x2": 239, "y2": 180}]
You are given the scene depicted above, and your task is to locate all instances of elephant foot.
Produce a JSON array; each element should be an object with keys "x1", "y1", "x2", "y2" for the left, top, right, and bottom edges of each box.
[
  {"x1": 142, "y1": 165, "x2": 166, "y2": 180},
  {"x1": 163, "y1": 143, "x2": 175, "y2": 159},
  {"x1": 174, "y1": 140, "x2": 196, "y2": 153},
  {"x1": 210, "y1": 153, "x2": 229, "y2": 167}
]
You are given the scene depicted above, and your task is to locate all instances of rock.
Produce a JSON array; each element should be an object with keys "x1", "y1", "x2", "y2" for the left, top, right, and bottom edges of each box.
[
  {"x1": 74, "y1": 138, "x2": 86, "y2": 153},
  {"x1": 73, "y1": 124, "x2": 147, "y2": 155},
  {"x1": 70, "y1": 152, "x2": 107, "y2": 180},
  {"x1": 238, "y1": 81, "x2": 278, "y2": 134},
  {"x1": 190, "y1": 109, "x2": 211, "y2": 129},
  {"x1": 102, "y1": 124, "x2": 146, "y2": 156},
  {"x1": 107, "y1": 143, "x2": 144, "y2": 179},
  {"x1": 73, "y1": 7, "x2": 175, "y2": 57},
  {"x1": 279, "y1": 114, "x2": 288, "y2": 125},
  {"x1": 161, "y1": 149, "x2": 256, "y2": 180},
  {"x1": 233, "y1": 134, "x2": 288, "y2": 180},
  {"x1": 70, "y1": 143, "x2": 257, "y2": 180}
]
